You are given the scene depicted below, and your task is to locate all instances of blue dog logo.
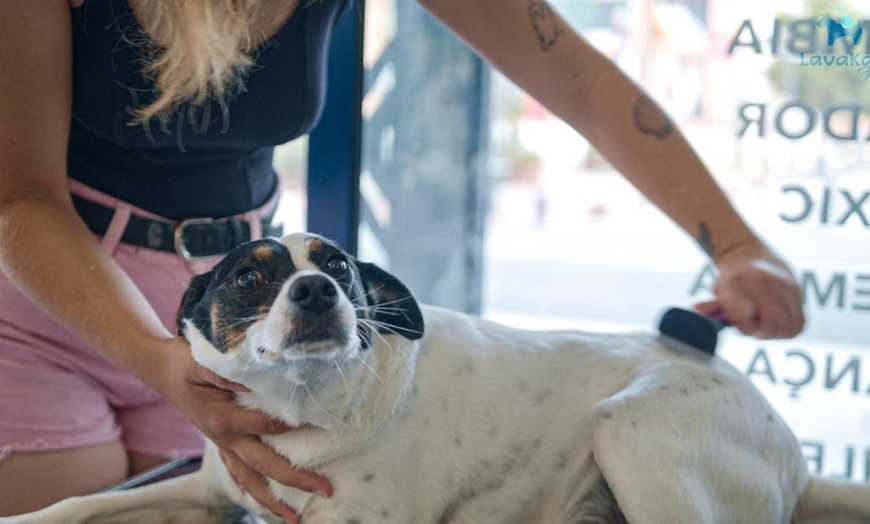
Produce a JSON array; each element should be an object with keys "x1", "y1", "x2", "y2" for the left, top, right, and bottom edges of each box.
[{"x1": 817, "y1": 6, "x2": 863, "y2": 46}]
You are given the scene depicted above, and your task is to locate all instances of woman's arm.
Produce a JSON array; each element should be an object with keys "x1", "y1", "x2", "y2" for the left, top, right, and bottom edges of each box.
[
  {"x1": 417, "y1": 0, "x2": 803, "y2": 338},
  {"x1": 0, "y1": 3, "x2": 327, "y2": 520},
  {"x1": 0, "y1": 0, "x2": 172, "y2": 382}
]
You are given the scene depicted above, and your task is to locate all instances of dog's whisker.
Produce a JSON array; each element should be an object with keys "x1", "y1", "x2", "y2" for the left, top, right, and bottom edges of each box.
[
  {"x1": 238, "y1": 352, "x2": 257, "y2": 381},
  {"x1": 303, "y1": 384, "x2": 346, "y2": 428},
  {"x1": 357, "y1": 320, "x2": 394, "y2": 350},
  {"x1": 221, "y1": 314, "x2": 269, "y2": 328},
  {"x1": 365, "y1": 300, "x2": 409, "y2": 310},
  {"x1": 375, "y1": 332, "x2": 396, "y2": 354},
  {"x1": 353, "y1": 305, "x2": 406, "y2": 317},
  {"x1": 360, "y1": 304, "x2": 406, "y2": 313},
  {"x1": 354, "y1": 353, "x2": 384, "y2": 384},
  {"x1": 358, "y1": 317, "x2": 423, "y2": 337},
  {"x1": 358, "y1": 317, "x2": 405, "y2": 330},
  {"x1": 333, "y1": 358, "x2": 350, "y2": 394},
  {"x1": 357, "y1": 318, "x2": 391, "y2": 333},
  {"x1": 351, "y1": 285, "x2": 386, "y2": 304},
  {"x1": 357, "y1": 319, "x2": 404, "y2": 341},
  {"x1": 358, "y1": 297, "x2": 414, "y2": 311},
  {"x1": 282, "y1": 385, "x2": 301, "y2": 421},
  {"x1": 218, "y1": 313, "x2": 268, "y2": 335},
  {"x1": 369, "y1": 332, "x2": 395, "y2": 356},
  {"x1": 220, "y1": 329, "x2": 252, "y2": 348}
]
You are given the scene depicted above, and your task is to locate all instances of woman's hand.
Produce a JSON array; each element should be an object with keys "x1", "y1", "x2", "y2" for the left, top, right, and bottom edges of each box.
[
  {"x1": 151, "y1": 338, "x2": 333, "y2": 524},
  {"x1": 694, "y1": 243, "x2": 804, "y2": 339}
]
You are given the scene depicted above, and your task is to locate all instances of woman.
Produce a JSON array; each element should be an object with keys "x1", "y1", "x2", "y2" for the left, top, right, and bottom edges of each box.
[{"x1": 0, "y1": 0, "x2": 803, "y2": 521}]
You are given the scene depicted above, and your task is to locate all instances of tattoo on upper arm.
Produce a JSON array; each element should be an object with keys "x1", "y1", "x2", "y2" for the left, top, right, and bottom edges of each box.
[
  {"x1": 528, "y1": 1, "x2": 563, "y2": 51},
  {"x1": 698, "y1": 222, "x2": 718, "y2": 258},
  {"x1": 632, "y1": 94, "x2": 674, "y2": 139}
]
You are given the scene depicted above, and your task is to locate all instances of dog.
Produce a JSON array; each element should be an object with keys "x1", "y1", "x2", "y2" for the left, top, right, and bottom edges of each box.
[{"x1": 6, "y1": 232, "x2": 870, "y2": 523}]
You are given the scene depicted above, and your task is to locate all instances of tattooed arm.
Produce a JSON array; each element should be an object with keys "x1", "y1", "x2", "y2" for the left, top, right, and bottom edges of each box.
[{"x1": 416, "y1": 0, "x2": 803, "y2": 338}]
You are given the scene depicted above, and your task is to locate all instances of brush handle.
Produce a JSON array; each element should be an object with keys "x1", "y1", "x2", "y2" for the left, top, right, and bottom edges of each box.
[{"x1": 658, "y1": 307, "x2": 727, "y2": 355}]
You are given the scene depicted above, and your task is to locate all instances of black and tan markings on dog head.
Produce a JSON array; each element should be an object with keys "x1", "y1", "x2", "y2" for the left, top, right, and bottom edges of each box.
[
  {"x1": 177, "y1": 235, "x2": 425, "y2": 354},
  {"x1": 177, "y1": 238, "x2": 297, "y2": 353}
]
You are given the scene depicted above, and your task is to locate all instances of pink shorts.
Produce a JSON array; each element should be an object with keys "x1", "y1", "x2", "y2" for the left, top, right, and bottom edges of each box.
[{"x1": 0, "y1": 179, "x2": 278, "y2": 462}]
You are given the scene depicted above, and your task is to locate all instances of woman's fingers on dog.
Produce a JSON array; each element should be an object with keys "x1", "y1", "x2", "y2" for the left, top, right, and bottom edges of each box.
[
  {"x1": 219, "y1": 448, "x2": 301, "y2": 524},
  {"x1": 204, "y1": 371, "x2": 252, "y2": 393},
  {"x1": 188, "y1": 362, "x2": 252, "y2": 393},
  {"x1": 228, "y1": 435, "x2": 333, "y2": 497},
  {"x1": 201, "y1": 404, "x2": 296, "y2": 437},
  {"x1": 174, "y1": 355, "x2": 296, "y2": 436},
  {"x1": 246, "y1": 412, "x2": 299, "y2": 436}
]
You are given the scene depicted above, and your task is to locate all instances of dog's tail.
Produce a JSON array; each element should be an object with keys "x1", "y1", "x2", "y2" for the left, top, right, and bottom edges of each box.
[{"x1": 792, "y1": 476, "x2": 870, "y2": 524}]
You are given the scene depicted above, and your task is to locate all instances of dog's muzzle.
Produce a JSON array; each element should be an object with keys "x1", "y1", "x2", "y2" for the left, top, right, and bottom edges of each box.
[
  {"x1": 290, "y1": 274, "x2": 339, "y2": 314},
  {"x1": 281, "y1": 273, "x2": 351, "y2": 349}
]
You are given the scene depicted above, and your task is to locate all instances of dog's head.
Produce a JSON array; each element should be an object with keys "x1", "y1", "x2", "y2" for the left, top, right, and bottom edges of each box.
[{"x1": 176, "y1": 233, "x2": 424, "y2": 392}]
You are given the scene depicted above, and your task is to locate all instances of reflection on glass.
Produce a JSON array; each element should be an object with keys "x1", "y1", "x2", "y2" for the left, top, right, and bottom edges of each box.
[
  {"x1": 273, "y1": 136, "x2": 308, "y2": 234},
  {"x1": 361, "y1": 0, "x2": 870, "y2": 480}
]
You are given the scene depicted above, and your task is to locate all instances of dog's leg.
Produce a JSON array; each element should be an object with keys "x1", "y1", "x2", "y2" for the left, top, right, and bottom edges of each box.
[
  {"x1": 0, "y1": 471, "x2": 236, "y2": 524},
  {"x1": 792, "y1": 476, "x2": 870, "y2": 524},
  {"x1": 591, "y1": 361, "x2": 807, "y2": 524}
]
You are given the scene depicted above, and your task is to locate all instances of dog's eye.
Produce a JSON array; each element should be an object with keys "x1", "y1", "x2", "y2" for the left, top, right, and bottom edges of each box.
[
  {"x1": 326, "y1": 256, "x2": 348, "y2": 276},
  {"x1": 235, "y1": 268, "x2": 264, "y2": 290}
]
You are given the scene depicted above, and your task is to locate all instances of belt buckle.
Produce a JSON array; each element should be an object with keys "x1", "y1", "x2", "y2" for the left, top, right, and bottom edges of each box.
[{"x1": 174, "y1": 217, "x2": 215, "y2": 261}]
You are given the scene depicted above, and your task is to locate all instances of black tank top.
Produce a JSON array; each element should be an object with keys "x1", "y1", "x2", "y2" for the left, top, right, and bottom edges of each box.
[{"x1": 68, "y1": 0, "x2": 347, "y2": 220}]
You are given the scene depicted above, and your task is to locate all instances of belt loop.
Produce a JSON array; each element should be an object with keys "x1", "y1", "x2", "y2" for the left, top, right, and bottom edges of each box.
[
  {"x1": 241, "y1": 182, "x2": 281, "y2": 241},
  {"x1": 244, "y1": 213, "x2": 263, "y2": 241},
  {"x1": 100, "y1": 205, "x2": 132, "y2": 254}
]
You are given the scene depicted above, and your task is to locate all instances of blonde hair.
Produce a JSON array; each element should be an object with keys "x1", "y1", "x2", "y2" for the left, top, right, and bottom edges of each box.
[{"x1": 131, "y1": 0, "x2": 263, "y2": 124}]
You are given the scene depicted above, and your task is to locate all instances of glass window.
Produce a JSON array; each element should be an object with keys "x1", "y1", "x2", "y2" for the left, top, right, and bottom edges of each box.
[
  {"x1": 360, "y1": 0, "x2": 870, "y2": 482},
  {"x1": 273, "y1": 136, "x2": 308, "y2": 234},
  {"x1": 359, "y1": 0, "x2": 489, "y2": 312}
]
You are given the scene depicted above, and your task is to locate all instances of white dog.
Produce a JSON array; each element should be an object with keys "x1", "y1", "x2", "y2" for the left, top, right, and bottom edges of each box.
[{"x1": 6, "y1": 233, "x2": 870, "y2": 524}]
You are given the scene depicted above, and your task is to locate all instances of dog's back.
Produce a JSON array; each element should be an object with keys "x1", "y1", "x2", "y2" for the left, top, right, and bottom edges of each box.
[
  {"x1": 402, "y1": 306, "x2": 834, "y2": 523},
  {"x1": 393, "y1": 306, "x2": 794, "y2": 522}
]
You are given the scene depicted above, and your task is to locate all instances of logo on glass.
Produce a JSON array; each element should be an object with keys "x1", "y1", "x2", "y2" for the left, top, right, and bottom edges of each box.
[
  {"x1": 798, "y1": 6, "x2": 870, "y2": 80},
  {"x1": 816, "y1": 6, "x2": 863, "y2": 46}
]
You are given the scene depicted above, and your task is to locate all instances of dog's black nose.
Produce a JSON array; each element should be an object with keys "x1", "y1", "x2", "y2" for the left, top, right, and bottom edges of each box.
[{"x1": 289, "y1": 274, "x2": 338, "y2": 313}]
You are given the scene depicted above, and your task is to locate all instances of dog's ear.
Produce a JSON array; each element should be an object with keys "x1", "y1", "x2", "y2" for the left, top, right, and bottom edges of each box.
[
  {"x1": 176, "y1": 272, "x2": 213, "y2": 336},
  {"x1": 354, "y1": 260, "x2": 424, "y2": 341}
]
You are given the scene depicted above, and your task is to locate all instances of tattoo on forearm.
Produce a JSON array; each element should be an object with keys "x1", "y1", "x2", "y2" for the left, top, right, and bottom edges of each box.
[
  {"x1": 698, "y1": 222, "x2": 718, "y2": 258},
  {"x1": 528, "y1": 1, "x2": 563, "y2": 51},
  {"x1": 632, "y1": 94, "x2": 674, "y2": 139}
]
